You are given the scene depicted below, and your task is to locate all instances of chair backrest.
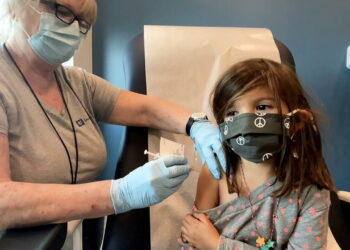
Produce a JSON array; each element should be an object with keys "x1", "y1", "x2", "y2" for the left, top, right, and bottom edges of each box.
[
  {"x1": 328, "y1": 191, "x2": 350, "y2": 249},
  {"x1": 102, "y1": 33, "x2": 150, "y2": 250},
  {"x1": 102, "y1": 32, "x2": 296, "y2": 250}
]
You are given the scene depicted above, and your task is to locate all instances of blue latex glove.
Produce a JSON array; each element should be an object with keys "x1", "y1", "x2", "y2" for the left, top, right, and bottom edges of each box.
[
  {"x1": 110, "y1": 155, "x2": 191, "y2": 214},
  {"x1": 190, "y1": 120, "x2": 226, "y2": 179}
]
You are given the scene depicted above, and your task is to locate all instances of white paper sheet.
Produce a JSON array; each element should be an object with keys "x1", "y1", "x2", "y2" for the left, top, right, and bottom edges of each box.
[{"x1": 159, "y1": 137, "x2": 185, "y2": 157}]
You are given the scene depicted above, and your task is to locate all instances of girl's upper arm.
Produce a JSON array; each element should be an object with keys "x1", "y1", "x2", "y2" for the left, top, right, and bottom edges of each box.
[
  {"x1": 194, "y1": 164, "x2": 220, "y2": 210},
  {"x1": 0, "y1": 133, "x2": 11, "y2": 181},
  {"x1": 287, "y1": 188, "x2": 330, "y2": 249}
]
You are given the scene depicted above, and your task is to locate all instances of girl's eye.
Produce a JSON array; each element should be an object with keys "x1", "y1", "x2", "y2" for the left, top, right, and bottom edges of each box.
[
  {"x1": 226, "y1": 110, "x2": 238, "y2": 116},
  {"x1": 256, "y1": 105, "x2": 271, "y2": 111}
]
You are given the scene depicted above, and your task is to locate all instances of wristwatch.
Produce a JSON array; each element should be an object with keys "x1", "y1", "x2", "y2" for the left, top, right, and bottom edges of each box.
[{"x1": 186, "y1": 112, "x2": 208, "y2": 136}]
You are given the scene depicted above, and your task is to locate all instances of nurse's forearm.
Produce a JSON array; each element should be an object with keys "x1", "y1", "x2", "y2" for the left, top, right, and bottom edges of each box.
[
  {"x1": 109, "y1": 90, "x2": 191, "y2": 134},
  {"x1": 0, "y1": 180, "x2": 114, "y2": 230},
  {"x1": 143, "y1": 95, "x2": 191, "y2": 134}
]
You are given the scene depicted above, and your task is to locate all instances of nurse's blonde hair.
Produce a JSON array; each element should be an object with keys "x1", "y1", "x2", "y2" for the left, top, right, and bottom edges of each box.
[
  {"x1": 0, "y1": 0, "x2": 97, "y2": 41},
  {"x1": 80, "y1": 0, "x2": 98, "y2": 25},
  {"x1": 0, "y1": 0, "x2": 36, "y2": 40},
  {"x1": 59, "y1": 0, "x2": 98, "y2": 25}
]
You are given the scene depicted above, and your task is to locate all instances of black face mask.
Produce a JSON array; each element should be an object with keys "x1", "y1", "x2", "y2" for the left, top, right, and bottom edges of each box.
[{"x1": 219, "y1": 112, "x2": 291, "y2": 163}]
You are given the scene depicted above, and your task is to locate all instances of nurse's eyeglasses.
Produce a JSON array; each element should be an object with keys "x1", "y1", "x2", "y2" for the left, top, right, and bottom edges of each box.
[{"x1": 39, "y1": 0, "x2": 90, "y2": 34}]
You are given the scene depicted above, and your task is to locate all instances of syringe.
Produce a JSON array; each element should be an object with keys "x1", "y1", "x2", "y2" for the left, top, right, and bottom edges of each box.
[{"x1": 144, "y1": 150, "x2": 195, "y2": 171}]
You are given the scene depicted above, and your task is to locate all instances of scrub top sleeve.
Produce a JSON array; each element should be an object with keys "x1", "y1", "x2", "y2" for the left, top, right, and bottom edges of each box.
[
  {"x1": 0, "y1": 98, "x2": 8, "y2": 135},
  {"x1": 80, "y1": 70, "x2": 121, "y2": 122}
]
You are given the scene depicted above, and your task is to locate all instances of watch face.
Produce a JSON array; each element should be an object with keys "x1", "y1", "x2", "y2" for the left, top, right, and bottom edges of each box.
[{"x1": 192, "y1": 112, "x2": 208, "y2": 120}]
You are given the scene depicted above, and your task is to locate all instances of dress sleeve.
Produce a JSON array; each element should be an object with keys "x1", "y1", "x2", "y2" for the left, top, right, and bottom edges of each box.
[
  {"x1": 287, "y1": 189, "x2": 330, "y2": 249},
  {"x1": 217, "y1": 236, "x2": 259, "y2": 250},
  {"x1": 178, "y1": 236, "x2": 260, "y2": 250}
]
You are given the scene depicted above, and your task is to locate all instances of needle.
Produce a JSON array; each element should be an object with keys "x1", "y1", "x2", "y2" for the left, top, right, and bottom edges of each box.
[{"x1": 144, "y1": 149, "x2": 160, "y2": 159}]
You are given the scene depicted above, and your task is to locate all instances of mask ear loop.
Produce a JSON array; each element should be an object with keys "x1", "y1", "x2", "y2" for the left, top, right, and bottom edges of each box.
[
  {"x1": 14, "y1": 4, "x2": 43, "y2": 39},
  {"x1": 220, "y1": 124, "x2": 238, "y2": 157},
  {"x1": 278, "y1": 114, "x2": 292, "y2": 167},
  {"x1": 13, "y1": 20, "x2": 31, "y2": 38},
  {"x1": 287, "y1": 112, "x2": 299, "y2": 159},
  {"x1": 29, "y1": 4, "x2": 43, "y2": 15}
]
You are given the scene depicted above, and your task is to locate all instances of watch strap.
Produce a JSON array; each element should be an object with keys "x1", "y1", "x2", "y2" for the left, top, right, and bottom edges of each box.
[
  {"x1": 186, "y1": 117, "x2": 195, "y2": 136},
  {"x1": 185, "y1": 113, "x2": 208, "y2": 136}
]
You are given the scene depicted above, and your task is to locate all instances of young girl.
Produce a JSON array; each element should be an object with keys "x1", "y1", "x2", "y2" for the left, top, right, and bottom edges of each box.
[{"x1": 180, "y1": 58, "x2": 335, "y2": 250}]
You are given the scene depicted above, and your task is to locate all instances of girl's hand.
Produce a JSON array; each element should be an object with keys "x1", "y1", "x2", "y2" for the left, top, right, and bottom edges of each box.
[{"x1": 181, "y1": 213, "x2": 220, "y2": 250}]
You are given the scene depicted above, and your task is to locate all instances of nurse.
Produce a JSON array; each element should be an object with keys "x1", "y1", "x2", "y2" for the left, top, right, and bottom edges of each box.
[{"x1": 0, "y1": 0, "x2": 225, "y2": 229}]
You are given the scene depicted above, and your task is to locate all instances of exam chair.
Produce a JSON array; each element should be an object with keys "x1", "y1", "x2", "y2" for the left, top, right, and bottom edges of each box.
[
  {"x1": 100, "y1": 32, "x2": 296, "y2": 250},
  {"x1": 328, "y1": 191, "x2": 350, "y2": 249},
  {"x1": 0, "y1": 223, "x2": 67, "y2": 250}
]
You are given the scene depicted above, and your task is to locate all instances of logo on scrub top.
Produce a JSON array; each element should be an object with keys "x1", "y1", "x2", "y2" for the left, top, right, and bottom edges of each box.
[{"x1": 76, "y1": 118, "x2": 90, "y2": 127}]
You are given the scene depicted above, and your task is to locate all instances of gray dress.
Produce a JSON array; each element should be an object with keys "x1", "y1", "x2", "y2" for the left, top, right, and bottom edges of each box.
[{"x1": 180, "y1": 177, "x2": 330, "y2": 250}]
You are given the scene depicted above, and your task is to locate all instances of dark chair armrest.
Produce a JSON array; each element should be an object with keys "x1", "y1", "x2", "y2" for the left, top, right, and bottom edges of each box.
[{"x1": 0, "y1": 223, "x2": 67, "y2": 250}]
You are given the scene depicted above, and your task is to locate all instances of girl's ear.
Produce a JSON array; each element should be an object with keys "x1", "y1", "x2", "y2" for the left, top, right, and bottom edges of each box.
[{"x1": 289, "y1": 109, "x2": 314, "y2": 133}]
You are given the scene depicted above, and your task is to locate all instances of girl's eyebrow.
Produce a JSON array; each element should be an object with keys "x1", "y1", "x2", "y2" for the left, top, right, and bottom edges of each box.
[
  {"x1": 253, "y1": 97, "x2": 275, "y2": 103},
  {"x1": 229, "y1": 96, "x2": 276, "y2": 110}
]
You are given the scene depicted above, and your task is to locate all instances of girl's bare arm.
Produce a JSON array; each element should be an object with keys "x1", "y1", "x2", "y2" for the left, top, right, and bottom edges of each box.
[{"x1": 194, "y1": 164, "x2": 220, "y2": 210}]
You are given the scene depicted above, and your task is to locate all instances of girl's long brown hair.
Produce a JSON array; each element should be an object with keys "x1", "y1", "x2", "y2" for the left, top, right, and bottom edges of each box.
[{"x1": 211, "y1": 58, "x2": 335, "y2": 197}]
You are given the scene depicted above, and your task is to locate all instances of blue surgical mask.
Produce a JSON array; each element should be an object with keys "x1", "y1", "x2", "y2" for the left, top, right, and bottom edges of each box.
[{"x1": 27, "y1": 6, "x2": 83, "y2": 66}]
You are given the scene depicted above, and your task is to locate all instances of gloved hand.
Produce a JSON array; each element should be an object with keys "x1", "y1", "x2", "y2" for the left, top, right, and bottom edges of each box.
[
  {"x1": 190, "y1": 120, "x2": 226, "y2": 179},
  {"x1": 110, "y1": 155, "x2": 191, "y2": 214}
]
